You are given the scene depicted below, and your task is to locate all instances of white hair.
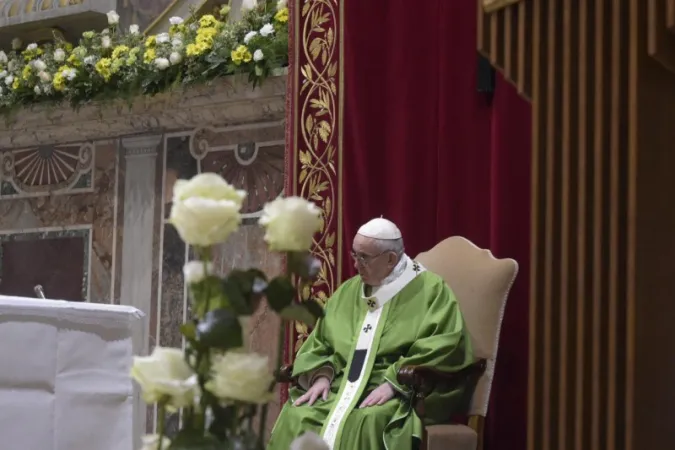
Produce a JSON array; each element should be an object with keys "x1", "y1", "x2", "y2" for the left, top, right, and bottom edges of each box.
[{"x1": 372, "y1": 237, "x2": 404, "y2": 257}]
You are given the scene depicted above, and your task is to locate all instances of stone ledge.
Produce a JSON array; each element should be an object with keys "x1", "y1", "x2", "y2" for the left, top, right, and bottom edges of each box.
[{"x1": 0, "y1": 69, "x2": 287, "y2": 148}]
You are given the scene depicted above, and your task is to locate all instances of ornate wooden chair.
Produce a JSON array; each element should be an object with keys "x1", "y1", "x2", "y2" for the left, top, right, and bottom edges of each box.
[{"x1": 278, "y1": 236, "x2": 518, "y2": 450}]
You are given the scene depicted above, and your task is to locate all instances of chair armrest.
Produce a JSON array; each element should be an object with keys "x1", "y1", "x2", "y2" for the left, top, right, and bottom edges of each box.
[
  {"x1": 275, "y1": 364, "x2": 298, "y2": 385},
  {"x1": 396, "y1": 359, "x2": 486, "y2": 418}
]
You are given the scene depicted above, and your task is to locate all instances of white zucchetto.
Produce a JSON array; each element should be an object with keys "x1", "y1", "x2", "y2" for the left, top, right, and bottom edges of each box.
[{"x1": 357, "y1": 218, "x2": 402, "y2": 240}]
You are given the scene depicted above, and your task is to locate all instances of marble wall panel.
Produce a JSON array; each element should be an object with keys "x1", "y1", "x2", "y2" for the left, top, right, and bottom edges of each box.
[{"x1": 0, "y1": 142, "x2": 118, "y2": 303}]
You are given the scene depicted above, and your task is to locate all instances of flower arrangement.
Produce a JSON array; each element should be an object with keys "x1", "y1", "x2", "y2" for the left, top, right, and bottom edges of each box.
[
  {"x1": 131, "y1": 172, "x2": 327, "y2": 450},
  {"x1": 0, "y1": 0, "x2": 288, "y2": 113}
]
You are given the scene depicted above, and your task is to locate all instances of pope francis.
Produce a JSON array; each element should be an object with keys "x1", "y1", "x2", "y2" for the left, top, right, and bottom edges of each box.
[{"x1": 267, "y1": 218, "x2": 474, "y2": 450}]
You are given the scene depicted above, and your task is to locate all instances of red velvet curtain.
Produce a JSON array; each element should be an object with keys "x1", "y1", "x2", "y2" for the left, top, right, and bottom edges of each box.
[{"x1": 341, "y1": 1, "x2": 531, "y2": 448}]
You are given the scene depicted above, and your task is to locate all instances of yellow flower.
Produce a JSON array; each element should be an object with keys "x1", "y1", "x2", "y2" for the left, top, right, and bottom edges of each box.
[
  {"x1": 143, "y1": 48, "x2": 156, "y2": 64},
  {"x1": 145, "y1": 35, "x2": 157, "y2": 47},
  {"x1": 126, "y1": 55, "x2": 137, "y2": 66},
  {"x1": 21, "y1": 65, "x2": 32, "y2": 80},
  {"x1": 231, "y1": 45, "x2": 252, "y2": 65},
  {"x1": 196, "y1": 35, "x2": 214, "y2": 49},
  {"x1": 82, "y1": 31, "x2": 95, "y2": 39},
  {"x1": 95, "y1": 57, "x2": 112, "y2": 81},
  {"x1": 197, "y1": 27, "x2": 218, "y2": 39},
  {"x1": 64, "y1": 43, "x2": 73, "y2": 52},
  {"x1": 169, "y1": 23, "x2": 186, "y2": 35},
  {"x1": 12, "y1": 77, "x2": 19, "y2": 90},
  {"x1": 112, "y1": 45, "x2": 130, "y2": 59},
  {"x1": 199, "y1": 14, "x2": 219, "y2": 28},
  {"x1": 275, "y1": 7, "x2": 289, "y2": 23},
  {"x1": 185, "y1": 44, "x2": 199, "y2": 57},
  {"x1": 52, "y1": 72, "x2": 65, "y2": 91}
]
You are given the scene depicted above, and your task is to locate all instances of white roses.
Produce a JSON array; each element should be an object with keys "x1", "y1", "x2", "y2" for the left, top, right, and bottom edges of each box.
[
  {"x1": 205, "y1": 351, "x2": 274, "y2": 404},
  {"x1": 290, "y1": 432, "x2": 330, "y2": 450},
  {"x1": 241, "y1": 0, "x2": 258, "y2": 11},
  {"x1": 169, "y1": 173, "x2": 246, "y2": 247},
  {"x1": 259, "y1": 196, "x2": 322, "y2": 252},
  {"x1": 130, "y1": 347, "x2": 198, "y2": 410},
  {"x1": 107, "y1": 10, "x2": 119, "y2": 25}
]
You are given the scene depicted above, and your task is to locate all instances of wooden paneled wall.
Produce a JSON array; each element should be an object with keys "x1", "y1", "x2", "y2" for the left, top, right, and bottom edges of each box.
[{"x1": 478, "y1": 1, "x2": 675, "y2": 449}]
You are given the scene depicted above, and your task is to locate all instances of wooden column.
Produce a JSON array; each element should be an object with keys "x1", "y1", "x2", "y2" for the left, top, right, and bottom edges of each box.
[{"x1": 478, "y1": 1, "x2": 675, "y2": 449}]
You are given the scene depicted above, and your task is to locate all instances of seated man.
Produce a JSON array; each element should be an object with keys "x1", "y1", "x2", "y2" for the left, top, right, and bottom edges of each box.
[{"x1": 267, "y1": 218, "x2": 474, "y2": 450}]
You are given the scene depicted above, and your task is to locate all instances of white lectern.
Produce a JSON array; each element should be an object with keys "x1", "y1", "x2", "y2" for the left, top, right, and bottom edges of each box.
[{"x1": 0, "y1": 296, "x2": 146, "y2": 450}]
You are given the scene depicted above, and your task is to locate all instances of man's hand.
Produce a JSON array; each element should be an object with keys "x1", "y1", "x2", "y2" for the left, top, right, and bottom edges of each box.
[
  {"x1": 294, "y1": 376, "x2": 330, "y2": 406},
  {"x1": 359, "y1": 382, "x2": 395, "y2": 408}
]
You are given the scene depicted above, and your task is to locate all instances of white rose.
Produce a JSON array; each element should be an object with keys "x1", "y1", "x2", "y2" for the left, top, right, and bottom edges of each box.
[
  {"x1": 169, "y1": 173, "x2": 246, "y2": 247},
  {"x1": 253, "y1": 49, "x2": 264, "y2": 62},
  {"x1": 32, "y1": 59, "x2": 46, "y2": 71},
  {"x1": 107, "y1": 10, "x2": 120, "y2": 25},
  {"x1": 183, "y1": 260, "x2": 213, "y2": 284},
  {"x1": 64, "y1": 68, "x2": 77, "y2": 80},
  {"x1": 157, "y1": 33, "x2": 170, "y2": 44},
  {"x1": 0, "y1": 51, "x2": 7, "y2": 63},
  {"x1": 277, "y1": 0, "x2": 288, "y2": 10},
  {"x1": 290, "y1": 432, "x2": 330, "y2": 450},
  {"x1": 131, "y1": 347, "x2": 198, "y2": 410},
  {"x1": 27, "y1": 43, "x2": 37, "y2": 51},
  {"x1": 260, "y1": 23, "x2": 275, "y2": 37},
  {"x1": 101, "y1": 29, "x2": 110, "y2": 35},
  {"x1": 101, "y1": 36, "x2": 112, "y2": 48},
  {"x1": 243, "y1": 31, "x2": 257, "y2": 44},
  {"x1": 4, "y1": 75, "x2": 13, "y2": 86},
  {"x1": 129, "y1": 24, "x2": 140, "y2": 35},
  {"x1": 171, "y1": 38, "x2": 183, "y2": 49},
  {"x1": 140, "y1": 434, "x2": 171, "y2": 450},
  {"x1": 11, "y1": 38, "x2": 22, "y2": 50},
  {"x1": 169, "y1": 52, "x2": 182, "y2": 65},
  {"x1": 7, "y1": 60, "x2": 15, "y2": 70},
  {"x1": 33, "y1": 85, "x2": 41, "y2": 95},
  {"x1": 169, "y1": 16, "x2": 184, "y2": 25},
  {"x1": 154, "y1": 57, "x2": 170, "y2": 70},
  {"x1": 258, "y1": 196, "x2": 322, "y2": 252},
  {"x1": 241, "y1": 0, "x2": 258, "y2": 11},
  {"x1": 84, "y1": 55, "x2": 96, "y2": 65},
  {"x1": 53, "y1": 48, "x2": 65, "y2": 62},
  {"x1": 205, "y1": 351, "x2": 274, "y2": 404},
  {"x1": 0, "y1": 71, "x2": 6, "y2": 79},
  {"x1": 38, "y1": 71, "x2": 51, "y2": 82}
]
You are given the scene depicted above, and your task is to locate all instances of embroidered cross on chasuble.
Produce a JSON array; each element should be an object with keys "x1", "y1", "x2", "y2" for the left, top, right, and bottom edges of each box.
[{"x1": 267, "y1": 256, "x2": 475, "y2": 450}]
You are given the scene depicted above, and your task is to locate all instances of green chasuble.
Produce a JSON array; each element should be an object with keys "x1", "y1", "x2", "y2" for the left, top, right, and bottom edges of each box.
[{"x1": 267, "y1": 256, "x2": 474, "y2": 450}]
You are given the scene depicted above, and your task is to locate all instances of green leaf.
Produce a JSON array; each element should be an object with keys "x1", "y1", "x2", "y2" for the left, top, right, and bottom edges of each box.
[
  {"x1": 224, "y1": 269, "x2": 268, "y2": 314},
  {"x1": 279, "y1": 300, "x2": 324, "y2": 327},
  {"x1": 196, "y1": 309, "x2": 243, "y2": 350},
  {"x1": 264, "y1": 277, "x2": 295, "y2": 312},
  {"x1": 287, "y1": 252, "x2": 322, "y2": 280},
  {"x1": 180, "y1": 322, "x2": 197, "y2": 341}
]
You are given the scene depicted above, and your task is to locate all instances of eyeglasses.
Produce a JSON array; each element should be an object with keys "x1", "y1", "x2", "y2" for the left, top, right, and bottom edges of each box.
[{"x1": 350, "y1": 250, "x2": 386, "y2": 266}]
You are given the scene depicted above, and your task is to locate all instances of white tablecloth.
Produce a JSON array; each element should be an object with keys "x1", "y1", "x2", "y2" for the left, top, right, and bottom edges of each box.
[{"x1": 0, "y1": 296, "x2": 146, "y2": 450}]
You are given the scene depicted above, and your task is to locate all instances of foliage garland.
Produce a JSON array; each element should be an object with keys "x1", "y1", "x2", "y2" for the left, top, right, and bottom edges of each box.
[{"x1": 0, "y1": 1, "x2": 288, "y2": 114}]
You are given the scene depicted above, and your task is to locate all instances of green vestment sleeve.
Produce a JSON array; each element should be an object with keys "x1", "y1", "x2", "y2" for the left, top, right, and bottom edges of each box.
[{"x1": 383, "y1": 280, "x2": 475, "y2": 420}]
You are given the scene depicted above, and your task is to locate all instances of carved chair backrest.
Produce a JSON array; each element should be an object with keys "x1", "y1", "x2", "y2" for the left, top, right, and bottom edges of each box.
[{"x1": 415, "y1": 236, "x2": 518, "y2": 417}]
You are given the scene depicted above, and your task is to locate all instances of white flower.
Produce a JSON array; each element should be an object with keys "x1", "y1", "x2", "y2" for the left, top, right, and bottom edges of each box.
[
  {"x1": 0, "y1": 71, "x2": 7, "y2": 79},
  {"x1": 33, "y1": 85, "x2": 41, "y2": 95},
  {"x1": 38, "y1": 71, "x2": 51, "y2": 82},
  {"x1": 101, "y1": 29, "x2": 110, "y2": 35},
  {"x1": 140, "y1": 434, "x2": 171, "y2": 450},
  {"x1": 129, "y1": 24, "x2": 140, "y2": 35},
  {"x1": 26, "y1": 43, "x2": 37, "y2": 51},
  {"x1": 4, "y1": 75, "x2": 13, "y2": 86},
  {"x1": 11, "y1": 38, "x2": 21, "y2": 50},
  {"x1": 32, "y1": 59, "x2": 46, "y2": 71},
  {"x1": 0, "y1": 87, "x2": 4, "y2": 96},
  {"x1": 131, "y1": 347, "x2": 198, "y2": 411},
  {"x1": 107, "y1": 10, "x2": 119, "y2": 25},
  {"x1": 169, "y1": 173, "x2": 246, "y2": 247},
  {"x1": 253, "y1": 49, "x2": 264, "y2": 62},
  {"x1": 169, "y1": 52, "x2": 182, "y2": 65},
  {"x1": 154, "y1": 57, "x2": 170, "y2": 70},
  {"x1": 84, "y1": 55, "x2": 96, "y2": 65},
  {"x1": 205, "y1": 351, "x2": 274, "y2": 404},
  {"x1": 0, "y1": 51, "x2": 7, "y2": 64},
  {"x1": 182, "y1": 261, "x2": 213, "y2": 284},
  {"x1": 101, "y1": 36, "x2": 112, "y2": 49},
  {"x1": 64, "y1": 68, "x2": 77, "y2": 80},
  {"x1": 244, "y1": 31, "x2": 257, "y2": 44},
  {"x1": 277, "y1": 0, "x2": 288, "y2": 10},
  {"x1": 241, "y1": 0, "x2": 258, "y2": 11},
  {"x1": 169, "y1": 16, "x2": 184, "y2": 25},
  {"x1": 7, "y1": 61, "x2": 15, "y2": 70},
  {"x1": 156, "y1": 33, "x2": 170, "y2": 44},
  {"x1": 53, "y1": 48, "x2": 65, "y2": 62},
  {"x1": 171, "y1": 38, "x2": 183, "y2": 49},
  {"x1": 260, "y1": 23, "x2": 275, "y2": 37},
  {"x1": 290, "y1": 432, "x2": 330, "y2": 450},
  {"x1": 258, "y1": 197, "x2": 322, "y2": 252}
]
